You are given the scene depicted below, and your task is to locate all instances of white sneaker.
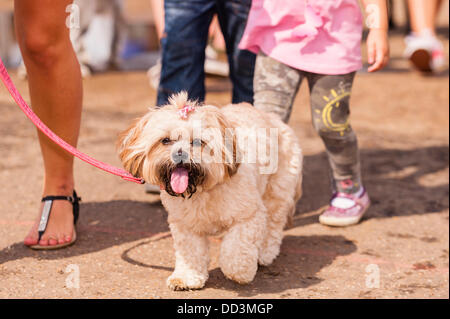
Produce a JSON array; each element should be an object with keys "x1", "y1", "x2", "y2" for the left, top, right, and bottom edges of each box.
[
  {"x1": 404, "y1": 30, "x2": 446, "y2": 73},
  {"x1": 205, "y1": 56, "x2": 230, "y2": 77},
  {"x1": 319, "y1": 188, "x2": 371, "y2": 227},
  {"x1": 205, "y1": 45, "x2": 229, "y2": 77}
]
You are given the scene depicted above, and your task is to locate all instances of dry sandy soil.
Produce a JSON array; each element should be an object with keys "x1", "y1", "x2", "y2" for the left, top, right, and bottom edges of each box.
[{"x1": 0, "y1": 30, "x2": 449, "y2": 298}]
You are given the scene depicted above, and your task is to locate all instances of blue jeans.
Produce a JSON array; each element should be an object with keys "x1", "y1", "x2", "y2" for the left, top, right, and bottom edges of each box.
[{"x1": 157, "y1": 0, "x2": 255, "y2": 105}]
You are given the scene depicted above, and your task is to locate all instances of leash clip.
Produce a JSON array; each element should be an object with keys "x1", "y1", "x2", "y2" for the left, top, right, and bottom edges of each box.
[{"x1": 121, "y1": 175, "x2": 145, "y2": 184}]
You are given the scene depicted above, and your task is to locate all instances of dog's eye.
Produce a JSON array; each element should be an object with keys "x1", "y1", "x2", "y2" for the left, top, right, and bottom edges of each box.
[
  {"x1": 192, "y1": 138, "x2": 203, "y2": 147},
  {"x1": 161, "y1": 138, "x2": 171, "y2": 145}
]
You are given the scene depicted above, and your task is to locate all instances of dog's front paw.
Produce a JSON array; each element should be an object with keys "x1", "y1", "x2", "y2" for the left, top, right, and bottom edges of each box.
[
  {"x1": 220, "y1": 259, "x2": 258, "y2": 285},
  {"x1": 167, "y1": 272, "x2": 208, "y2": 291},
  {"x1": 222, "y1": 269, "x2": 257, "y2": 285},
  {"x1": 258, "y1": 245, "x2": 280, "y2": 266}
]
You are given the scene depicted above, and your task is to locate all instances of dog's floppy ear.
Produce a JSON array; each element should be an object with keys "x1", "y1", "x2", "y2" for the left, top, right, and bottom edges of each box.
[
  {"x1": 117, "y1": 111, "x2": 153, "y2": 178},
  {"x1": 216, "y1": 111, "x2": 241, "y2": 178}
]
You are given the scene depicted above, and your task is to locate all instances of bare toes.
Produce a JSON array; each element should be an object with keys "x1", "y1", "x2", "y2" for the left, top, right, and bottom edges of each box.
[
  {"x1": 65, "y1": 235, "x2": 73, "y2": 243},
  {"x1": 39, "y1": 239, "x2": 49, "y2": 246},
  {"x1": 24, "y1": 236, "x2": 39, "y2": 246}
]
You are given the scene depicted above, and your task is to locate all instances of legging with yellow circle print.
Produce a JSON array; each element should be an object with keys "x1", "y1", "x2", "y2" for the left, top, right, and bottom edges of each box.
[{"x1": 254, "y1": 52, "x2": 362, "y2": 194}]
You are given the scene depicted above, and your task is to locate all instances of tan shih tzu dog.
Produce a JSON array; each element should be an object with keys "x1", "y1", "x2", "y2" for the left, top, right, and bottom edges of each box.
[{"x1": 118, "y1": 92, "x2": 303, "y2": 290}]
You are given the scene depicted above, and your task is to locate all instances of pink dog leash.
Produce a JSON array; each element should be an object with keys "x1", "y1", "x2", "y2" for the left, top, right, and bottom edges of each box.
[{"x1": 0, "y1": 58, "x2": 144, "y2": 184}]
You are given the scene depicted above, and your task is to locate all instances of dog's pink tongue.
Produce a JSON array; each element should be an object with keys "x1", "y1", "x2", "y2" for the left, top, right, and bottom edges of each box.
[{"x1": 170, "y1": 168, "x2": 189, "y2": 194}]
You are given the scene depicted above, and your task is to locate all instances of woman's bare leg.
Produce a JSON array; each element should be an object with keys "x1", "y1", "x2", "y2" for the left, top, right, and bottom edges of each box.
[
  {"x1": 209, "y1": 16, "x2": 226, "y2": 52},
  {"x1": 408, "y1": 0, "x2": 443, "y2": 35},
  {"x1": 15, "y1": 0, "x2": 83, "y2": 247},
  {"x1": 150, "y1": 0, "x2": 165, "y2": 40}
]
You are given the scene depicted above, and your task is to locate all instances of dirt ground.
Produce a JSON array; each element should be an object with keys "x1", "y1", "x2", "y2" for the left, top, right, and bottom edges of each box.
[{"x1": 0, "y1": 29, "x2": 449, "y2": 298}]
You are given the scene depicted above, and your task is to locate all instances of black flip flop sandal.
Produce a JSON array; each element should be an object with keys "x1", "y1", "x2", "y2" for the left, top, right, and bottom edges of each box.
[{"x1": 29, "y1": 190, "x2": 81, "y2": 250}]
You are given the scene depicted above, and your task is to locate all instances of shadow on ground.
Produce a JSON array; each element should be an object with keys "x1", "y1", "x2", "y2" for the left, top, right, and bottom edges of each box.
[
  {"x1": 120, "y1": 233, "x2": 357, "y2": 296},
  {"x1": 0, "y1": 145, "x2": 448, "y2": 294},
  {"x1": 205, "y1": 235, "x2": 356, "y2": 297},
  {"x1": 0, "y1": 200, "x2": 169, "y2": 265},
  {"x1": 295, "y1": 145, "x2": 449, "y2": 227}
]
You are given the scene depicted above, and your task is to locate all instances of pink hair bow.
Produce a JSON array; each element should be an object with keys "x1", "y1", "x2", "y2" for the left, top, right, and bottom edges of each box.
[{"x1": 178, "y1": 104, "x2": 196, "y2": 119}]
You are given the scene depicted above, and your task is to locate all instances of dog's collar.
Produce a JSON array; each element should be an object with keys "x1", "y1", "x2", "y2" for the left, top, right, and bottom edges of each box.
[{"x1": 178, "y1": 104, "x2": 196, "y2": 119}]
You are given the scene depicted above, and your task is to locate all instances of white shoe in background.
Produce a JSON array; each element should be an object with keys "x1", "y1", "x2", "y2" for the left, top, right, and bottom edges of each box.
[
  {"x1": 205, "y1": 44, "x2": 229, "y2": 77},
  {"x1": 404, "y1": 29, "x2": 446, "y2": 74}
]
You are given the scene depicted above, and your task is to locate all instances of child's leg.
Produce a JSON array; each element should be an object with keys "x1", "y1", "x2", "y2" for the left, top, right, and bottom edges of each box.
[
  {"x1": 253, "y1": 52, "x2": 303, "y2": 123},
  {"x1": 306, "y1": 72, "x2": 362, "y2": 194},
  {"x1": 307, "y1": 72, "x2": 371, "y2": 226}
]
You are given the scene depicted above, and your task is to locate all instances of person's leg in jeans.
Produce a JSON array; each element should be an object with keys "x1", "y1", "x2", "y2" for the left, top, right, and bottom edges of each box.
[
  {"x1": 15, "y1": 0, "x2": 83, "y2": 247},
  {"x1": 216, "y1": 0, "x2": 255, "y2": 103},
  {"x1": 253, "y1": 52, "x2": 303, "y2": 122},
  {"x1": 157, "y1": 0, "x2": 215, "y2": 105}
]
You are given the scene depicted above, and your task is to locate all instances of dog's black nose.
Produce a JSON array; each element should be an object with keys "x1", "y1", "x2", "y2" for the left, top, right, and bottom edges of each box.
[{"x1": 172, "y1": 148, "x2": 189, "y2": 164}]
